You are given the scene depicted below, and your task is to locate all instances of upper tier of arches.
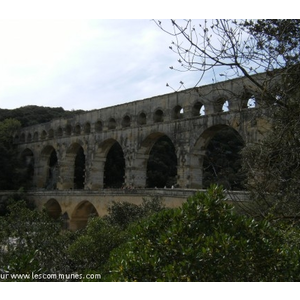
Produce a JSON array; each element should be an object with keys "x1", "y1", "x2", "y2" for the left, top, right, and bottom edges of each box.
[{"x1": 14, "y1": 93, "x2": 257, "y2": 144}]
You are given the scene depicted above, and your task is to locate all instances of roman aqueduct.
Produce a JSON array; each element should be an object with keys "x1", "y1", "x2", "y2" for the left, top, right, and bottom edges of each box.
[{"x1": 13, "y1": 73, "x2": 272, "y2": 229}]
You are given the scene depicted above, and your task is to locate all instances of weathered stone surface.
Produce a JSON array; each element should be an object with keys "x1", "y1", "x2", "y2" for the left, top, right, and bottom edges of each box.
[{"x1": 14, "y1": 74, "x2": 271, "y2": 228}]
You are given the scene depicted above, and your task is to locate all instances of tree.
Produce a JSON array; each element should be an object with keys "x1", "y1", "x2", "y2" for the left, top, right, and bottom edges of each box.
[
  {"x1": 0, "y1": 199, "x2": 73, "y2": 281},
  {"x1": 103, "y1": 186, "x2": 300, "y2": 281},
  {"x1": 155, "y1": 19, "x2": 300, "y2": 218},
  {"x1": 0, "y1": 118, "x2": 22, "y2": 190}
]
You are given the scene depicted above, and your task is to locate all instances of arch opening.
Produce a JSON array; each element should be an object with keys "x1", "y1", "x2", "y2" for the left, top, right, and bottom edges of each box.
[
  {"x1": 173, "y1": 105, "x2": 184, "y2": 120},
  {"x1": 153, "y1": 109, "x2": 164, "y2": 123},
  {"x1": 146, "y1": 135, "x2": 177, "y2": 188},
  {"x1": 45, "y1": 199, "x2": 62, "y2": 219},
  {"x1": 74, "y1": 146, "x2": 85, "y2": 189},
  {"x1": 46, "y1": 149, "x2": 58, "y2": 190},
  {"x1": 104, "y1": 142, "x2": 125, "y2": 188},
  {"x1": 202, "y1": 126, "x2": 245, "y2": 190},
  {"x1": 137, "y1": 112, "x2": 147, "y2": 125},
  {"x1": 122, "y1": 115, "x2": 131, "y2": 128},
  {"x1": 71, "y1": 201, "x2": 98, "y2": 230},
  {"x1": 20, "y1": 148, "x2": 34, "y2": 188},
  {"x1": 192, "y1": 102, "x2": 205, "y2": 116}
]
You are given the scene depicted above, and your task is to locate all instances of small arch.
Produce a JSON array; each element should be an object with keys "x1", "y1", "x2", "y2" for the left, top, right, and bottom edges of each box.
[
  {"x1": 84, "y1": 122, "x2": 91, "y2": 134},
  {"x1": 122, "y1": 115, "x2": 131, "y2": 128},
  {"x1": 192, "y1": 101, "x2": 205, "y2": 116},
  {"x1": 95, "y1": 120, "x2": 103, "y2": 132},
  {"x1": 137, "y1": 112, "x2": 147, "y2": 125},
  {"x1": 153, "y1": 109, "x2": 164, "y2": 123},
  {"x1": 172, "y1": 105, "x2": 184, "y2": 120},
  {"x1": 71, "y1": 201, "x2": 98, "y2": 230},
  {"x1": 222, "y1": 100, "x2": 229, "y2": 112},
  {"x1": 65, "y1": 124, "x2": 72, "y2": 136},
  {"x1": 21, "y1": 148, "x2": 34, "y2": 188},
  {"x1": 20, "y1": 133, "x2": 26, "y2": 143},
  {"x1": 44, "y1": 199, "x2": 62, "y2": 219},
  {"x1": 57, "y1": 127, "x2": 63, "y2": 137},
  {"x1": 48, "y1": 129, "x2": 54, "y2": 139},
  {"x1": 33, "y1": 132, "x2": 38, "y2": 141},
  {"x1": 41, "y1": 130, "x2": 47, "y2": 140},
  {"x1": 108, "y1": 118, "x2": 117, "y2": 130},
  {"x1": 74, "y1": 124, "x2": 81, "y2": 135},
  {"x1": 27, "y1": 133, "x2": 32, "y2": 142},
  {"x1": 247, "y1": 96, "x2": 256, "y2": 108}
]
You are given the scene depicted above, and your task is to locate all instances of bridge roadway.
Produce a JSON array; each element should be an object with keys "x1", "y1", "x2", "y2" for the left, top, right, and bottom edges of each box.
[{"x1": 0, "y1": 189, "x2": 249, "y2": 230}]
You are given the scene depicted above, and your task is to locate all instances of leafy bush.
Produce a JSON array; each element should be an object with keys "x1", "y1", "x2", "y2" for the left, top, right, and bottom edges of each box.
[
  {"x1": 103, "y1": 185, "x2": 300, "y2": 281},
  {"x1": 0, "y1": 200, "x2": 73, "y2": 281}
]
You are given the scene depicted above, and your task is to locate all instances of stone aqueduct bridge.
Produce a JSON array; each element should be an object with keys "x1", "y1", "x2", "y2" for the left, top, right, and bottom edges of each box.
[{"x1": 14, "y1": 74, "x2": 270, "y2": 229}]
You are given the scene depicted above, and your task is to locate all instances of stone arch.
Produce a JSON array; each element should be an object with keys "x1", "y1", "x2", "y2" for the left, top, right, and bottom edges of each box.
[
  {"x1": 192, "y1": 101, "x2": 205, "y2": 116},
  {"x1": 61, "y1": 142, "x2": 86, "y2": 190},
  {"x1": 27, "y1": 133, "x2": 32, "y2": 142},
  {"x1": 214, "y1": 97, "x2": 229, "y2": 113},
  {"x1": 65, "y1": 124, "x2": 72, "y2": 136},
  {"x1": 39, "y1": 145, "x2": 58, "y2": 189},
  {"x1": 190, "y1": 124, "x2": 245, "y2": 189},
  {"x1": 108, "y1": 117, "x2": 117, "y2": 130},
  {"x1": 84, "y1": 122, "x2": 91, "y2": 134},
  {"x1": 57, "y1": 127, "x2": 63, "y2": 137},
  {"x1": 95, "y1": 120, "x2": 103, "y2": 132},
  {"x1": 172, "y1": 105, "x2": 184, "y2": 120},
  {"x1": 70, "y1": 201, "x2": 98, "y2": 230},
  {"x1": 90, "y1": 138, "x2": 124, "y2": 189},
  {"x1": 122, "y1": 115, "x2": 131, "y2": 128},
  {"x1": 74, "y1": 124, "x2": 81, "y2": 135},
  {"x1": 103, "y1": 141, "x2": 125, "y2": 188},
  {"x1": 137, "y1": 112, "x2": 147, "y2": 125},
  {"x1": 20, "y1": 148, "x2": 34, "y2": 188},
  {"x1": 20, "y1": 133, "x2": 25, "y2": 143},
  {"x1": 33, "y1": 131, "x2": 38, "y2": 141},
  {"x1": 133, "y1": 132, "x2": 177, "y2": 188},
  {"x1": 41, "y1": 130, "x2": 47, "y2": 140},
  {"x1": 153, "y1": 108, "x2": 164, "y2": 123},
  {"x1": 48, "y1": 129, "x2": 54, "y2": 139},
  {"x1": 247, "y1": 95, "x2": 256, "y2": 108},
  {"x1": 44, "y1": 198, "x2": 62, "y2": 219}
]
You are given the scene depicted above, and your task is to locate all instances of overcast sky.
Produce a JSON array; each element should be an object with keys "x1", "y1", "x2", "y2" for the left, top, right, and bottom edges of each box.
[
  {"x1": 0, "y1": 19, "x2": 207, "y2": 111},
  {"x1": 0, "y1": 0, "x2": 290, "y2": 112}
]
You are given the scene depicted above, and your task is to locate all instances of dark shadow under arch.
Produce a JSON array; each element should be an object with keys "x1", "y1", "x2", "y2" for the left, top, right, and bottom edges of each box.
[
  {"x1": 146, "y1": 135, "x2": 177, "y2": 188},
  {"x1": 104, "y1": 142, "x2": 125, "y2": 188},
  {"x1": 202, "y1": 126, "x2": 245, "y2": 190},
  {"x1": 44, "y1": 198, "x2": 62, "y2": 219},
  {"x1": 71, "y1": 201, "x2": 98, "y2": 230}
]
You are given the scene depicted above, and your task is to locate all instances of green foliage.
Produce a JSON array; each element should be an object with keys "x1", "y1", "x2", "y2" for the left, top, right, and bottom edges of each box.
[
  {"x1": 103, "y1": 185, "x2": 300, "y2": 281},
  {"x1": 105, "y1": 196, "x2": 165, "y2": 229},
  {"x1": 146, "y1": 136, "x2": 177, "y2": 188},
  {"x1": 68, "y1": 218, "x2": 128, "y2": 275},
  {"x1": 0, "y1": 119, "x2": 22, "y2": 190},
  {"x1": 203, "y1": 127, "x2": 245, "y2": 190},
  {"x1": 0, "y1": 105, "x2": 84, "y2": 127},
  {"x1": 0, "y1": 200, "x2": 73, "y2": 281}
]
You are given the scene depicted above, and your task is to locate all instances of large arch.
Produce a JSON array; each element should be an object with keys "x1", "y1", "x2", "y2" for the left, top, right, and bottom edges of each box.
[
  {"x1": 60, "y1": 142, "x2": 86, "y2": 190},
  {"x1": 132, "y1": 132, "x2": 177, "y2": 188},
  {"x1": 20, "y1": 148, "x2": 35, "y2": 188},
  {"x1": 190, "y1": 125, "x2": 245, "y2": 189},
  {"x1": 90, "y1": 139, "x2": 125, "y2": 189},
  {"x1": 70, "y1": 201, "x2": 98, "y2": 230},
  {"x1": 38, "y1": 145, "x2": 58, "y2": 189},
  {"x1": 103, "y1": 141, "x2": 125, "y2": 188}
]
